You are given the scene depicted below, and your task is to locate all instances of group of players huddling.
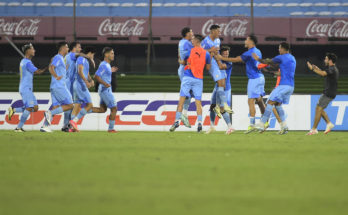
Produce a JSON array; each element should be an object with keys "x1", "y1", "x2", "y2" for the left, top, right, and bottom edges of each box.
[
  {"x1": 7, "y1": 24, "x2": 339, "y2": 135},
  {"x1": 170, "y1": 25, "x2": 338, "y2": 135}
]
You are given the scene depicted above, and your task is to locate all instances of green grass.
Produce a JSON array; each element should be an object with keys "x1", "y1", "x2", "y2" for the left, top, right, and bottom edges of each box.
[{"x1": 1, "y1": 131, "x2": 348, "y2": 215}]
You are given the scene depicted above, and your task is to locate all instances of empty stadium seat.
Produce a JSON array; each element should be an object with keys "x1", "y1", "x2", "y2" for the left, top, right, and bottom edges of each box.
[{"x1": 0, "y1": 0, "x2": 347, "y2": 17}]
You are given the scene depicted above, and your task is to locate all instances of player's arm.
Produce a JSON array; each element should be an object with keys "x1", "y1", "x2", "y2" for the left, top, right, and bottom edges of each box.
[
  {"x1": 88, "y1": 74, "x2": 94, "y2": 87},
  {"x1": 216, "y1": 60, "x2": 227, "y2": 70},
  {"x1": 76, "y1": 53, "x2": 95, "y2": 68},
  {"x1": 49, "y1": 57, "x2": 62, "y2": 80},
  {"x1": 205, "y1": 52, "x2": 212, "y2": 71},
  {"x1": 216, "y1": 54, "x2": 243, "y2": 63},
  {"x1": 252, "y1": 53, "x2": 278, "y2": 67},
  {"x1": 28, "y1": 61, "x2": 47, "y2": 75},
  {"x1": 95, "y1": 75, "x2": 111, "y2": 88},
  {"x1": 307, "y1": 61, "x2": 327, "y2": 76},
  {"x1": 78, "y1": 64, "x2": 91, "y2": 88}
]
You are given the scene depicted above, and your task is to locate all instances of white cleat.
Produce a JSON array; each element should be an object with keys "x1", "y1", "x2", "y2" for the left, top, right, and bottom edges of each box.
[
  {"x1": 225, "y1": 127, "x2": 235, "y2": 135},
  {"x1": 306, "y1": 129, "x2": 318, "y2": 136},
  {"x1": 324, "y1": 123, "x2": 334, "y2": 134},
  {"x1": 44, "y1": 111, "x2": 52, "y2": 126},
  {"x1": 40, "y1": 126, "x2": 52, "y2": 133},
  {"x1": 205, "y1": 127, "x2": 216, "y2": 134}
]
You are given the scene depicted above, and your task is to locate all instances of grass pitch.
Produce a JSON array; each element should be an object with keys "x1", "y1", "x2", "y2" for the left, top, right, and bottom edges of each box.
[{"x1": 0, "y1": 130, "x2": 348, "y2": 215}]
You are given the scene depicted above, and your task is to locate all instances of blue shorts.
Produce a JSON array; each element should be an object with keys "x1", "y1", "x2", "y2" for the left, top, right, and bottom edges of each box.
[
  {"x1": 178, "y1": 65, "x2": 185, "y2": 81},
  {"x1": 180, "y1": 76, "x2": 203, "y2": 100},
  {"x1": 210, "y1": 86, "x2": 232, "y2": 106},
  {"x1": 51, "y1": 87, "x2": 73, "y2": 107},
  {"x1": 73, "y1": 82, "x2": 92, "y2": 104},
  {"x1": 269, "y1": 85, "x2": 294, "y2": 105},
  {"x1": 66, "y1": 79, "x2": 74, "y2": 95},
  {"x1": 99, "y1": 87, "x2": 117, "y2": 108},
  {"x1": 247, "y1": 75, "x2": 265, "y2": 98},
  {"x1": 20, "y1": 91, "x2": 38, "y2": 108},
  {"x1": 209, "y1": 61, "x2": 224, "y2": 82}
]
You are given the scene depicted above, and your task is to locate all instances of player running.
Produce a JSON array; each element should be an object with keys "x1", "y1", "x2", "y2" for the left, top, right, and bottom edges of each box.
[
  {"x1": 206, "y1": 46, "x2": 235, "y2": 135},
  {"x1": 170, "y1": 35, "x2": 211, "y2": 133},
  {"x1": 7, "y1": 43, "x2": 47, "y2": 132},
  {"x1": 216, "y1": 35, "x2": 265, "y2": 134},
  {"x1": 252, "y1": 42, "x2": 296, "y2": 134},
  {"x1": 178, "y1": 27, "x2": 194, "y2": 127},
  {"x1": 91, "y1": 47, "x2": 118, "y2": 133},
  {"x1": 40, "y1": 42, "x2": 74, "y2": 132},
  {"x1": 69, "y1": 47, "x2": 96, "y2": 132},
  {"x1": 201, "y1": 24, "x2": 233, "y2": 118},
  {"x1": 306, "y1": 53, "x2": 339, "y2": 135}
]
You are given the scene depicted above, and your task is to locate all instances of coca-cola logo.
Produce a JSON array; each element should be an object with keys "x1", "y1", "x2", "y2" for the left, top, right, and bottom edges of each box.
[
  {"x1": 0, "y1": 18, "x2": 40, "y2": 36},
  {"x1": 202, "y1": 19, "x2": 248, "y2": 37},
  {"x1": 306, "y1": 19, "x2": 348, "y2": 38},
  {"x1": 98, "y1": 18, "x2": 146, "y2": 36}
]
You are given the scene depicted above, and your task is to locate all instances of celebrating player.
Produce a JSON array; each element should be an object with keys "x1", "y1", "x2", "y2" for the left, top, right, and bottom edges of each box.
[
  {"x1": 216, "y1": 35, "x2": 265, "y2": 134},
  {"x1": 69, "y1": 46, "x2": 96, "y2": 132},
  {"x1": 206, "y1": 46, "x2": 235, "y2": 135},
  {"x1": 92, "y1": 47, "x2": 118, "y2": 133},
  {"x1": 306, "y1": 53, "x2": 339, "y2": 135},
  {"x1": 40, "y1": 42, "x2": 74, "y2": 132},
  {"x1": 7, "y1": 43, "x2": 47, "y2": 132},
  {"x1": 170, "y1": 35, "x2": 211, "y2": 133},
  {"x1": 252, "y1": 42, "x2": 296, "y2": 134},
  {"x1": 178, "y1": 27, "x2": 194, "y2": 127},
  {"x1": 201, "y1": 24, "x2": 233, "y2": 118}
]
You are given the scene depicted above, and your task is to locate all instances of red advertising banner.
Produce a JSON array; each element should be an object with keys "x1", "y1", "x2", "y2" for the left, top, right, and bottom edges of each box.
[{"x1": 1, "y1": 17, "x2": 348, "y2": 44}]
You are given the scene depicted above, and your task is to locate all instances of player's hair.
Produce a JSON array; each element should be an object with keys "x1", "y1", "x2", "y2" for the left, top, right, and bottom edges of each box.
[
  {"x1": 248, "y1": 34, "x2": 258, "y2": 45},
  {"x1": 209, "y1": 24, "x2": 220, "y2": 31},
  {"x1": 181, "y1": 27, "x2": 191, "y2": 38},
  {"x1": 83, "y1": 46, "x2": 96, "y2": 54},
  {"x1": 220, "y1": 46, "x2": 230, "y2": 53},
  {"x1": 280, "y1": 42, "x2": 290, "y2": 51},
  {"x1": 69, "y1": 42, "x2": 80, "y2": 50},
  {"x1": 193, "y1": 34, "x2": 204, "y2": 42},
  {"x1": 102, "y1": 47, "x2": 113, "y2": 57},
  {"x1": 326, "y1": 52, "x2": 337, "y2": 63},
  {"x1": 57, "y1": 41, "x2": 68, "y2": 51},
  {"x1": 22, "y1": 43, "x2": 33, "y2": 54}
]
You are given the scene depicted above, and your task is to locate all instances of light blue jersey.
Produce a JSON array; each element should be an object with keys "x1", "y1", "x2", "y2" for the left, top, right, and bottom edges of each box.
[
  {"x1": 272, "y1": 53, "x2": 296, "y2": 87},
  {"x1": 50, "y1": 54, "x2": 66, "y2": 89},
  {"x1": 178, "y1": 39, "x2": 194, "y2": 80},
  {"x1": 19, "y1": 58, "x2": 37, "y2": 92},
  {"x1": 76, "y1": 56, "x2": 90, "y2": 90},
  {"x1": 95, "y1": 61, "x2": 112, "y2": 91},
  {"x1": 241, "y1": 47, "x2": 263, "y2": 79},
  {"x1": 201, "y1": 36, "x2": 224, "y2": 82},
  {"x1": 65, "y1": 52, "x2": 78, "y2": 84}
]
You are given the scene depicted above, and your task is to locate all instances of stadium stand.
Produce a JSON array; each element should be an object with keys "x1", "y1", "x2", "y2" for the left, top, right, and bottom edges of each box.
[{"x1": 0, "y1": 0, "x2": 348, "y2": 17}]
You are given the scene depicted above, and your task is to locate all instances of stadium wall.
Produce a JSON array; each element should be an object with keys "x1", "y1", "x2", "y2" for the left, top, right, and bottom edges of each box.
[{"x1": 1, "y1": 93, "x2": 347, "y2": 131}]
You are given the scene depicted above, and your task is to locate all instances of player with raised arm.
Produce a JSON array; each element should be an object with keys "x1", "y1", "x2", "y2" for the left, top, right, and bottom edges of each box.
[
  {"x1": 178, "y1": 27, "x2": 194, "y2": 128},
  {"x1": 201, "y1": 25, "x2": 233, "y2": 118},
  {"x1": 40, "y1": 42, "x2": 74, "y2": 132},
  {"x1": 252, "y1": 42, "x2": 296, "y2": 134},
  {"x1": 92, "y1": 47, "x2": 118, "y2": 133},
  {"x1": 206, "y1": 46, "x2": 235, "y2": 135},
  {"x1": 306, "y1": 53, "x2": 339, "y2": 135},
  {"x1": 69, "y1": 47, "x2": 96, "y2": 132},
  {"x1": 216, "y1": 35, "x2": 265, "y2": 134},
  {"x1": 170, "y1": 35, "x2": 211, "y2": 133},
  {"x1": 7, "y1": 43, "x2": 46, "y2": 132}
]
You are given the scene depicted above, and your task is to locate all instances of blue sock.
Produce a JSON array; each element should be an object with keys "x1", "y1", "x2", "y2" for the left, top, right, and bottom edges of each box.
[
  {"x1": 250, "y1": 117, "x2": 255, "y2": 125},
  {"x1": 210, "y1": 110, "x2": 216, "y2": 125},
  {"x1": 14, "y1": 107, "x2": 24, "y2": 113},
  {"x1": 51, "y1": 106, "x2": 63, "y2": 116},
  {"x1": 197, "y1": 115, "x2": 202, "y2": 123},
  {"x1": 77, "y1": 108, "x2": 87, "y2": 120},
  {"x1": 63, "y1": 110, "x2": 72, "y2": 126},
  {"x1": 183, "y1": 97, "x2": 191, "y2": 111},
  {"x1": 108, "y1": 120, "x2": 115, "y2": 130},
  {"x1": 222, "y1": 112, "x2": 232, "y2": 127},
  {"x1": 261, "y1": 104, "x2": 274, "y2": 124},
  {"x1": 17, "y1": 110, "x2": 30, "y2": 129},
  {"x1": 217, "y1": 87, "x2": 227, "y2": 107},
  {"x1": 275, "y1": 105, "x2": 286, "y2": 122},
  {"x1": 175, "y1": 111, "x2": 182, "y2": 121}
]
